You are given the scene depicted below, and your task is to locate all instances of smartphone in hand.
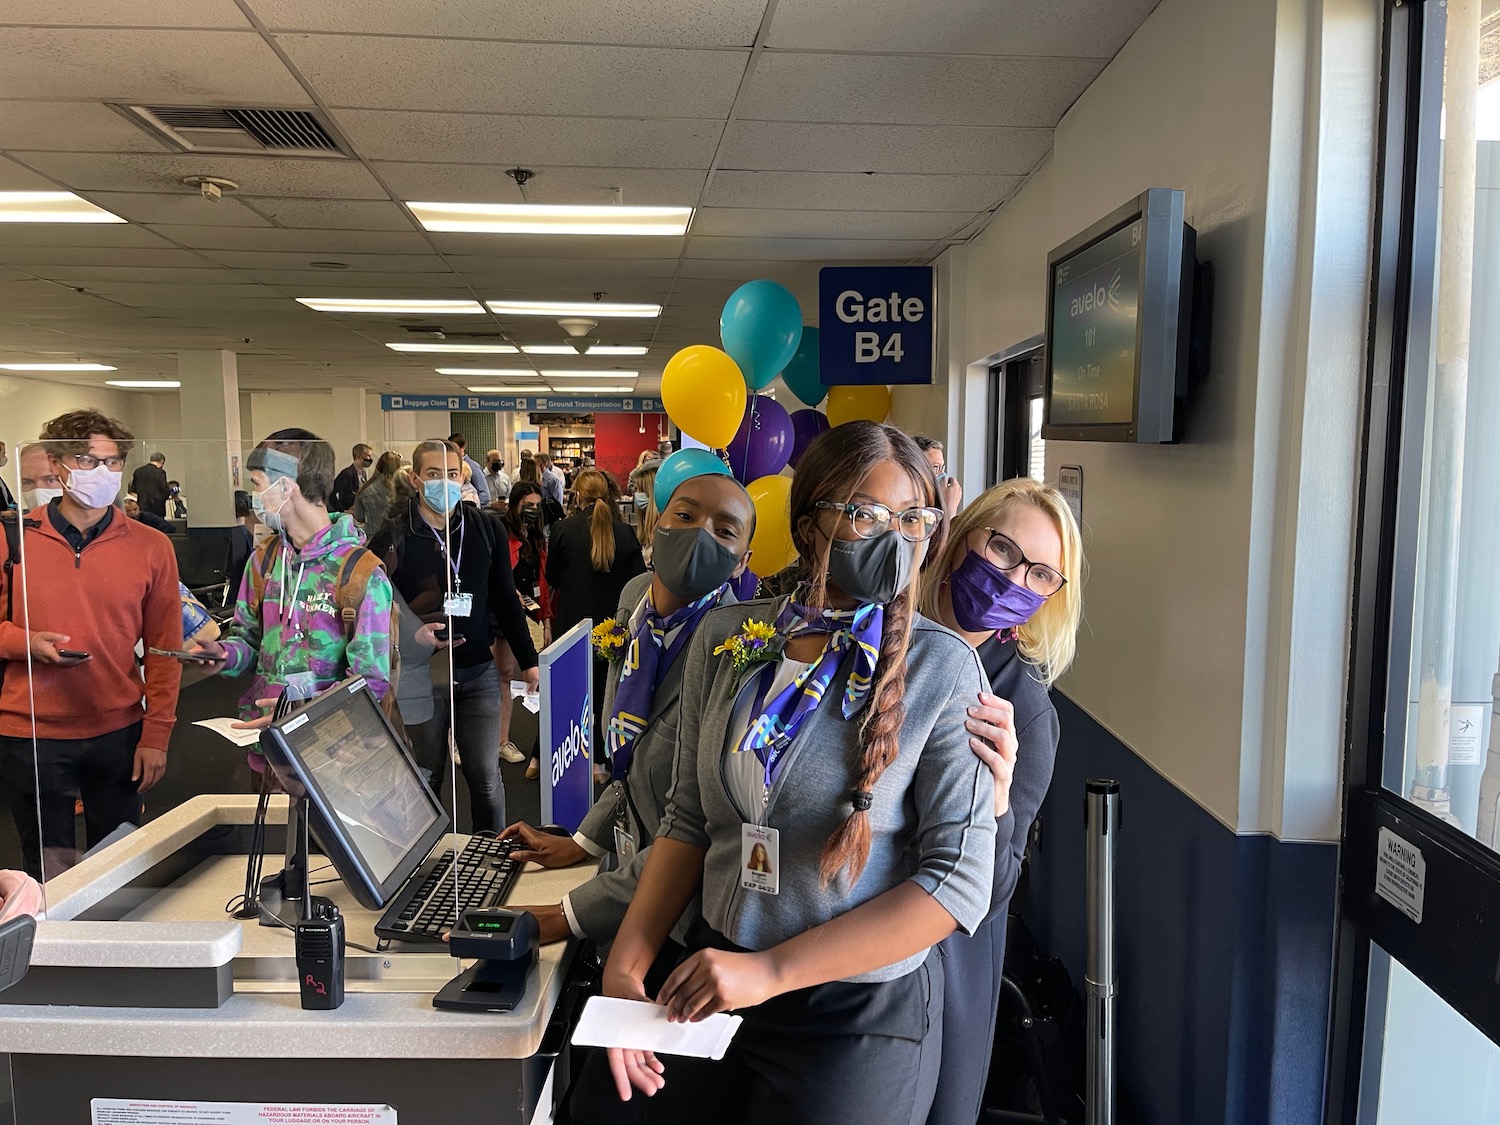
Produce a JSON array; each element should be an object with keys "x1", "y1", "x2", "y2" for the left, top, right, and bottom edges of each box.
[
  {"x1": 57, "y1": 649, "x2": 91, "y2": 664},
  {"x1": 148, "y1": 646, "x2": 225, "y2": 663}
]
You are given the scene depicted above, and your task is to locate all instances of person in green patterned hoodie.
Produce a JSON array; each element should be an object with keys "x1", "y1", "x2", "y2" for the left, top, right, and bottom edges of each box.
[{"x1": 189, "y1": 429, "x2": 393, "y2": 768}]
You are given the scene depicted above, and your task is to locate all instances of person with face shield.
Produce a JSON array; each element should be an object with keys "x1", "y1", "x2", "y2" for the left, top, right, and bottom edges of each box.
[
  {"x1": 16, "y1": 442, "x2": 64, "y2": 513},
  {"x1": 918, "y1": 477, "x2": 1084, "y2": 1125},
  {"x1": 0, "y1": 411, "x2": 183, "y2": 880},
  {"x1": 186, "y1": 429, "x2": 394, "y2": 776},
  {"x1": 568, "y1": 422, "x2": 998, "y2": 1125},
  {"x1": 500, "y1": 470, "x2": 757, "y2": 952},
  {"x1": 367, "y1": 439, "x2": 539, "y2": 832}
]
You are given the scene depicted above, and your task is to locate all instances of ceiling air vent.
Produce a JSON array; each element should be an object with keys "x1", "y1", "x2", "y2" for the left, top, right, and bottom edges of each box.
[{"x1": 114, "y1": 105, "x2": 348, "y2": 158}]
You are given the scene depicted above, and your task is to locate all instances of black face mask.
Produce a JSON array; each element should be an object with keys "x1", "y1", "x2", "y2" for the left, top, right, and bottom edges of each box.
[
  {"x1": 522, "y1": 506, "x2": 542, "y2": 523},
  {"x1": 490, "y1": 461, "x2": 502, "y2": 473},
  {"x1": 652, "y1": 525, "x2": 740, "y2": 601},
  {"x1": 360, "y1": 458, "x2": 373, "y2": 468},
  {"x1": 826, "y1": 531, "x2": 915, "y2": 606}
]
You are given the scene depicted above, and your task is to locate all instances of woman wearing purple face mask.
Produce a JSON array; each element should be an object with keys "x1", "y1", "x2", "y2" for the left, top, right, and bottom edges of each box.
[{"x1": 919, "y1": 477, "x2": 1084, "y2": 1125}]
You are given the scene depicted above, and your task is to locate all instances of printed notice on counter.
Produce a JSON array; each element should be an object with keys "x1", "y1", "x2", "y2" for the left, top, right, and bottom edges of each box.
[
  {"x1": 1375, "y1": 827, "x2": 1426, "y2": 924},
  {"x1": 91, "y1": 1101, "x2": 396, "y2": 1125},
  {"x1": 1448, "y1": 704, "x2": 1487, "y2": 766}
]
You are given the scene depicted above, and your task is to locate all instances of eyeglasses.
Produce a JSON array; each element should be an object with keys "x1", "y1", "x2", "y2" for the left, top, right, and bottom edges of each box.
[
  {"x1": 69, "y1": 453, "x2": 126, "y2": 471},
  {"x1": 983, "y1": 529, "x2": 1067, "y2": 596},
  {"x1": 814, "y1": 500, "x2": 944, "y2": 543}
]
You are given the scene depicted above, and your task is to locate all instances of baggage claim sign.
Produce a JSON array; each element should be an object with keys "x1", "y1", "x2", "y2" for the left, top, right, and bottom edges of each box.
[{"x1": 381, "y1": 394, "x2": 664, "y2": 413}]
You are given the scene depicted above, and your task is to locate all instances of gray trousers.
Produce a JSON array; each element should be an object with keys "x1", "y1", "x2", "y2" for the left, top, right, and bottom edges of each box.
[{"x1": 408, "y1": 662, "x2": 505, "y2": 832}]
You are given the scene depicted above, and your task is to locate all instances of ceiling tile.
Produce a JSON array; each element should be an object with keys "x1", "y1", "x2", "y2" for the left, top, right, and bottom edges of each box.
[
  {"x1": 0, "y1": 156, "x2": 62, "y2": 191},
  {"x1": 446, "y1": 256, "x2": 680, "y2": 282},
  {"x1": 0, "y1": 28, "x2": 308, "y2": 103},
  {"x1": 0, "y1": 102, "x2": 175, "y2": 153},
  {"x1": 718, "y1": 121, "x2": 1053, "y2": 176},
  {"x1": 705, "y1": 170, "x2": 1019, "y2": 212},
  {"x1": 766, "y1": 0, "x2": 1161, "y2": 58},
  {"x1": 278, "y1": 34, "x2": 746, "y2": 117},
  {"x1": 192, "y1": 248, "x2": 452, "y2": 271},
  {"x1": 12, "y1": 152, "x2": 389, "y2": 199},
  {"x1": 0, "y1": 0, "x2": 250, "y2": 27},
  {"x1": 693, "y1": 208, "x2": 971, "y2": 240},
  {"x1": 426, "y1": 233, "x2": 686, "y2": 259},
  {"x1": 147, "y1": 227, "x2": 432, "y2": 253},
  {"x1": 677, "y1": 260, "x2": 821, "y2": 283},
  {"x1": 252, "y1": 0, "x2": 765, "y2": 47},
  {"x1": 30, "y1": 265, "x2": 249, "y2": 286},
  {"x1": 0, "y1": 223, "x2": 177, "y2": 248},
  {"x1": 336, "y1": 110, "x2": 722, "y2": 167},
  {"x1": 738, "y1": 53, "x2": 1104, "y2": 128},
  {"x1": 375, "y1": 164, "x2": 707, "y2": 207},
  {"x1": 243, "y1": 199, "x2": 419, "y2": 231},
  {"x1": 244, "y1": 270, "x2": 481, "y2": 289},
  {"x1": 74, "y1": 191, "x2": 274, "y2": 227},
  {"x1": 685, "y1": 235, "x2": 933, "y2": 261}
]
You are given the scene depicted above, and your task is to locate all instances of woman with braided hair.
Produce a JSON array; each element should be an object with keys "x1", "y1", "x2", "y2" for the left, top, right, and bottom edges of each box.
[{"x1": 569, "y1": 421, "x2": 996, "y2": 1125}]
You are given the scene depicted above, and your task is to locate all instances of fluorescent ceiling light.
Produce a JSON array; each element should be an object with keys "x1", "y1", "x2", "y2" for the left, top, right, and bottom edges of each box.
[
  {"x1": 298, "y1": 298, "x2": 486, "y2": 314},
  {"x1": 387, "y1": 342, "x2": 518, "y2": 354},
  {"x1": 468, "y1": 386, "x2": 546, "y2": 394},
  {"x1": 0, "y1": 362, "x2": 116, "y2": 371},
  {"x1": 538, "y1": 370, "x2": 640, "y2": 379},
  {"x1": 0, "y1": 192, "x2": 126, "y2": 224},
  {"x1": 435, "y1": 368, "x2": 542, "y2": 377},
  {"x1": 583, "y1": 345, "x2": 650, "y2": 356},
  {"x1": 409, "y1": 202, "x2": 692, "y2": 236},
  {"x1": 486, "y1": 300, "x2": 660, "y2": 318},
  {"x1": 549, "y1": 385, "x2": 636, "y2": 393},
  {"x1": 107, "y1": 379, "x2": 180, "y2": 389}
]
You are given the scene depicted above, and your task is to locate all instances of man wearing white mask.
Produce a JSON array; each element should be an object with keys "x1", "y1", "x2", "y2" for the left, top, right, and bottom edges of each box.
[
  {"x1": 16, "y1": 442, "x2": 64, "y2": 512},
  {"x1": 0, "y1": 410, "x2": 182, "y2": 880}
]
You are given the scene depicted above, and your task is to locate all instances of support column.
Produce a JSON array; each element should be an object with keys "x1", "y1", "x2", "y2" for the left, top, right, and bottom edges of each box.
[{"x1": 178, "y1": 349, "x2": 240, "y2": 533}]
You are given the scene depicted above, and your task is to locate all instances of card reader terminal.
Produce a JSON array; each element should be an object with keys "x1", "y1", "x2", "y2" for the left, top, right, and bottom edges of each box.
[{"x1": 432, "y1": 908, "x2": 540, "y2": 1013}]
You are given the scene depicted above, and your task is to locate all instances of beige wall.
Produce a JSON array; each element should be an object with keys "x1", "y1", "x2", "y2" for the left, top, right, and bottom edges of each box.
[{"x1": 0, "y1": 376, "x2": 163, "y2": 452}]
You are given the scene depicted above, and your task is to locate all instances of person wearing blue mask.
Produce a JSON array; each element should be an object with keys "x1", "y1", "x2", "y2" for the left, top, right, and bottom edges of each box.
[
  {"x1": 919, "y1": 476, "x2": 1084, "y2": 1125},
  {"x1": 367, "y1": 439, "x2": 538, "y2": 831}
]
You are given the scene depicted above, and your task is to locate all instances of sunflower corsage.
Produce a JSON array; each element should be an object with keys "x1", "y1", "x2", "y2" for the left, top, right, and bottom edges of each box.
[
  {"x1": 714, "y1": 619, "x2": 783, "y2": 676},
  {"x1": 591, "y1": 618, "x2": 630, "y2": 662}
]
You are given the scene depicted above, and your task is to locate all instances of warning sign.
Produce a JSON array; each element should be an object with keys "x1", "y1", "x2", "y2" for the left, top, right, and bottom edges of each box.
[
  {"x1": 91, "y1": 1101, "x2": 396, "y2": 1125},
  {"x1": 1374, "y1": 827, "x2": 1425, "y2": 924}
]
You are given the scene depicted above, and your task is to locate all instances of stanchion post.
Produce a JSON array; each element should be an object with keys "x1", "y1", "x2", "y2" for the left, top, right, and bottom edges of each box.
[{"x1": 1085, "y1": 778, "x2": 1120, "y2": 1125}]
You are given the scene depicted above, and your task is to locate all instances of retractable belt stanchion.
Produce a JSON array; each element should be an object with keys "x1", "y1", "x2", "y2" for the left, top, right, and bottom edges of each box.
[{"x1": 1084, "y1": 778, "x2": 1120, "y2": 1125}]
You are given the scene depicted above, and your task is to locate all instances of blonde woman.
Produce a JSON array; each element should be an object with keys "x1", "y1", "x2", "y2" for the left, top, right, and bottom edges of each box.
[
  {"x1": 634, "y1": 464, "x2": 660, "y2": 565},
  {"x1": 918, "y1": 477, "x2": 1084, "y2": 1125},
  {"x1": 546, "y1": 469, "x2": 645, "y2": 782}
]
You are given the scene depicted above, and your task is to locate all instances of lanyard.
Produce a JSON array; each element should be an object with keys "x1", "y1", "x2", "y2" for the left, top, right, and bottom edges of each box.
[
  {"x1": 275, "y1": 545, "x2": 310, "y2": 674},
  {"x1": 425, "y1": 513, "x2": 466, "y2": 593}
]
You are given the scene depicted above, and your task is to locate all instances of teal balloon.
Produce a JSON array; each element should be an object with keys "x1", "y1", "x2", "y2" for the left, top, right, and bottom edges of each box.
[
  {"x1": 653, "y1": 448, "x2": 732, "y2": 511},
  {"x1": 720, "y1": 280, "x2": 803, "y2": 391},
  {"x1": 782, "y1": 326, "x2": 825, "y2": 407}
]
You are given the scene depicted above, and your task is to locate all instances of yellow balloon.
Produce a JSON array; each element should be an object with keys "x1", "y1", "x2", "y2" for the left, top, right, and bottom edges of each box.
[
  {"x1": 661, "y1": 345, "x2": 747, "y2": 449},
  {"x1": 746, "y1": 474, "x2": 797, "y2": 578},
  {"x1": 825, "y1": 384, "x2": 891, "y2": 427}
]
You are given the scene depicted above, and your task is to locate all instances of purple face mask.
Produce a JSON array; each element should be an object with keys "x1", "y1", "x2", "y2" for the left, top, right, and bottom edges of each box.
[{"x1": 948, "y1": 548, "x2": 1047, "y2": 633}]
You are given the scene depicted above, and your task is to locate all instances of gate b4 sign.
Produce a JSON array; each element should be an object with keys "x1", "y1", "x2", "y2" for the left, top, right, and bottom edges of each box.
[{"x1": 819, "y1": 265, "x2": 935, "y2": 386}]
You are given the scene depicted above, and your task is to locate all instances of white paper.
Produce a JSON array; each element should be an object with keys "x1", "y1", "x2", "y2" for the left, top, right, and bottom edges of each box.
[
  {"x1": 193, "y1": 717, "x2": 263, "y2": 748},
  {"x1": 571, "y1": 996, "x2": 743, "y2": 1060},
  {"x1": 91, "y1": 1099, "x2": 395, "y2": 1124},
  {"x1": 510, "y1": 680, "x2": 541, "y2": 715}
]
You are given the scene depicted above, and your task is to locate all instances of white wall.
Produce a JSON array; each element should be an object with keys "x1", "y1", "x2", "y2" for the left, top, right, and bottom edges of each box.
[
  {"x1": 248, "y1": 391, "x2": 369, "y2": 468},
  {"x1": 937, "y1": 0, "x2": 1375, "y2": 838}
]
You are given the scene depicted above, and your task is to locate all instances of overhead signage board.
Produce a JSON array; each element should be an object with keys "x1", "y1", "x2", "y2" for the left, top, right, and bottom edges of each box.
[
  {"x1": 381, "y1": 395, "x2": 663, "y2": 413},
  {"x1": 818, "y1": 265, "x2": 935, "y2": 386},
  {"x1": 540, "y1": 620, "x2": 594, "y2": 833}
]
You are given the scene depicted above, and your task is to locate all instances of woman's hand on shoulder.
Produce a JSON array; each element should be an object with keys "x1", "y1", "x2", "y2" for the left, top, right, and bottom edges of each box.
[{"x1": 966, "y1": 692, "x2": 1018, "y2": 818}]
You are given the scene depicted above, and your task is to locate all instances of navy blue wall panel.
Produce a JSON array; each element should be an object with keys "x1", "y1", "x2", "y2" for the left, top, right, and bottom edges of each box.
[{"x1": 1026, "y1": 694, "x2": 1338, "y2": 1125}]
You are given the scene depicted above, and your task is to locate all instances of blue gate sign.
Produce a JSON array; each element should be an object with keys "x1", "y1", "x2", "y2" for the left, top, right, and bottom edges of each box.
[
  {"x1": 540, "y1": 620, "x2": 594, "y2": 832},
  {"x1": 818, "y1": 265, "x2": 935, "y2": 386}
]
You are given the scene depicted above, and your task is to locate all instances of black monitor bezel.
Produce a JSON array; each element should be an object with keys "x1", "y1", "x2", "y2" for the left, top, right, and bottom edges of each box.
[
  {"x1": 1042, "y1": 187, "x2": 1191, "y2": 444},
  {"x1": 261, "y1": 678, "x2": 450, "y2": 910}
]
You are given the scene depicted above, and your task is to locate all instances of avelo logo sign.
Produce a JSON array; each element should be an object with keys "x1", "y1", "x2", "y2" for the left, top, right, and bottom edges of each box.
[{"x1": 540, "y1": 620, "x2": 595, "y2": 832}]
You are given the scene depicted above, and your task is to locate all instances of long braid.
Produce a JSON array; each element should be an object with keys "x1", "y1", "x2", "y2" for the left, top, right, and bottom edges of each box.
[{"x1": 818, "y1": 577, "x2": 918, "y2": 888}]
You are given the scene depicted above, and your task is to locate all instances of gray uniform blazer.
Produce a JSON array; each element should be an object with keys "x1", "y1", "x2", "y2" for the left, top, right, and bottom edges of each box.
[
  {"x1": 658, "y1": 598, "x2": 996, "y2": 983},
  {"x1": 567, "y1": 572, "x2": 737, "y2": 943}
]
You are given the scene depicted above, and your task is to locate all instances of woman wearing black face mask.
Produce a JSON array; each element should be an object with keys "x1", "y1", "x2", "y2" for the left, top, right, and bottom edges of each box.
[
  {"x1": 499, "y1": 483, "x2": 552, "y2": 775},
  {"x1": 502, "y1": 471, "x2": 757, "y2": 951},
  {"x1": 569, "y1": 422, "x2": 996, "y2": 1125}
]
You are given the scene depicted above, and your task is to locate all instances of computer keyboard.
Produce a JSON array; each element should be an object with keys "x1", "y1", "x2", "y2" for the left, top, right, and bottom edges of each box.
[{"x1": 373, "y1": 835, "x2": 522, "y2": 945}]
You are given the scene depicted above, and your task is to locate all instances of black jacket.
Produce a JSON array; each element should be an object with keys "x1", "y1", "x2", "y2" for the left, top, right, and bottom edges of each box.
[
  {"x1": 544, "y1": 512, "x2": 646, "y2": 638},
  {"x1": 368, "y1": 499, "x2": 538, "y2": 670},
  {"x1": 130, "y1": 463, "x2": 170, "y2": 518},
  {"x1": 328, "y1": 463, "x2": 365, "y2": 514}
]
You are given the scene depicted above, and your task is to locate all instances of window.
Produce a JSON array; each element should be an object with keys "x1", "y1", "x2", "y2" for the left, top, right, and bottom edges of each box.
[{"x1": 988, "y1": 348, "x2": 1045, "y2": 487}]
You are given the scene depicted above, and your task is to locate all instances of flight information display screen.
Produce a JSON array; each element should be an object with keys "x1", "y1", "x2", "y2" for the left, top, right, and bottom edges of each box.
[{"x1": 1048, "y1": 218, "x2": 1143, "y2": 426}]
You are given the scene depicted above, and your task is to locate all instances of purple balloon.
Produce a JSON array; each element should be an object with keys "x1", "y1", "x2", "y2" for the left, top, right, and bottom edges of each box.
[
  {"x1": 788, "y1": 408, "x2": 830, "y2": 469},
  {"x1": 724, "y1": 395, "x2": 793, "y2": 483},
  {"x1": 730, "y1": 568, "x2": 760, "y2": 601}
]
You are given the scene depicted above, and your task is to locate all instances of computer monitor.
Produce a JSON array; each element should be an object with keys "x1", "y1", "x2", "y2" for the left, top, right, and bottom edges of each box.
[{"x1": 261, "y1": 679, "x2": 450, "y2": 910}]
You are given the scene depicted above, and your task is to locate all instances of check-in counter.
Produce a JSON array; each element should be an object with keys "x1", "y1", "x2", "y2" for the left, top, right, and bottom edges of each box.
[{"x1": 0, "y1": 796, "x2": 596, "y2": 1125}]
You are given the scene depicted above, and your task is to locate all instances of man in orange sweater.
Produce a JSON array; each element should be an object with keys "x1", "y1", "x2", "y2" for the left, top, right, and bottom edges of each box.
[{"x1": 0, "y1": 410, "x2": 182, "y2": 880}]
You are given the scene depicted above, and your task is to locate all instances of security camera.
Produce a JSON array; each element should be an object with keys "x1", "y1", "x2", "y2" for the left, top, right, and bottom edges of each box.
[{"x1": 241, "y1": 337, "x2": 253, "y2": 344}]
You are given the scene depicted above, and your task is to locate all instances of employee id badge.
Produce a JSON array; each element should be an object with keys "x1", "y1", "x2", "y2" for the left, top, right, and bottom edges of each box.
[
  {"x1": 614, "y1": 824, "x2": 637, "y2": 865},
  {"x1": 740, "y1": 824, "x2": 779, "y2": 895},
  {"x1": 443, "y1": 592, "x2": 474, "y2": 618}
]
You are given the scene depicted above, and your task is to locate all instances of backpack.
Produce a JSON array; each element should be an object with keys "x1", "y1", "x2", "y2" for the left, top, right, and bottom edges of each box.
[{"x1": 245, "y1": 537, "x2": 409, "y2": 746}]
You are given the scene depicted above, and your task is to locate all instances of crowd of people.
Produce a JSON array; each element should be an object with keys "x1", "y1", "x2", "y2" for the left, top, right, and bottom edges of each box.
[{"x1": 0, "y1": 407, "x2": 1083, "y2": 1125}]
